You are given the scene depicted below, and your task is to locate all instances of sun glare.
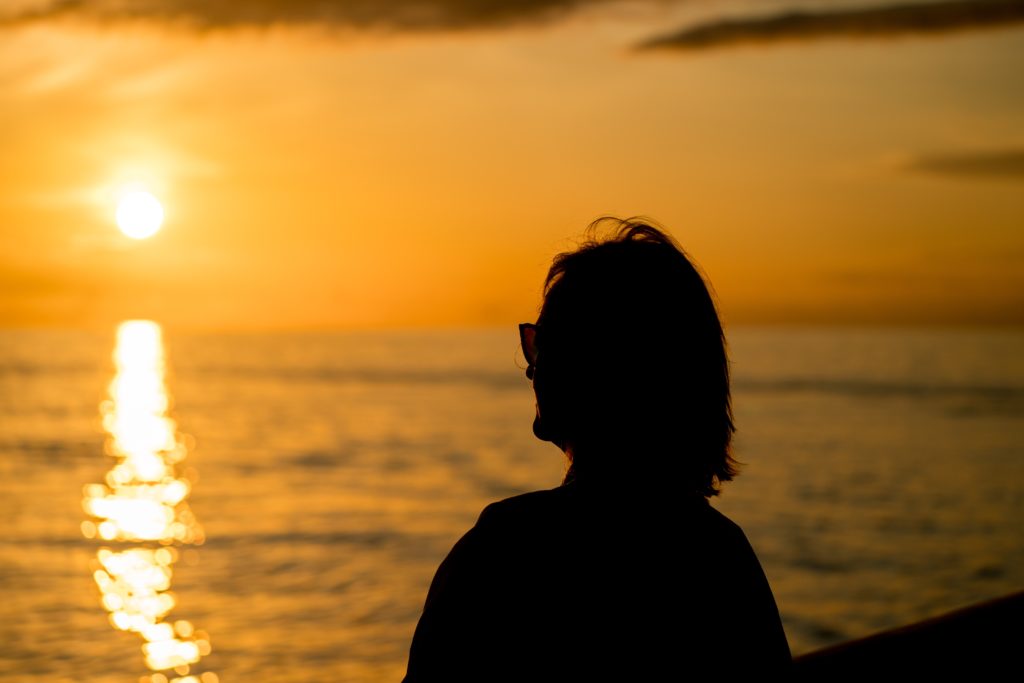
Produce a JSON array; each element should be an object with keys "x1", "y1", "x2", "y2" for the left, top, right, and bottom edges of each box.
[
  {"x1": 83, "y1": 320, "x2": 213, "y2": 678},
  {"x1": 116, "y1": 190, "x2": 164, "y2": 239}
]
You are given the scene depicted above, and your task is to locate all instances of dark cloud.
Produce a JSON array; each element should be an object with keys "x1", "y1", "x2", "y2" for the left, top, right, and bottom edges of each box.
[
  {"x1": 0, "y1": 0, "x2": 604, "y2": 32},
  {"x1": 637, "y1": 0, "x2": 1024, "y2": 51},
  {"x1": 905, "y1": 148, "x2": 1024, "y2": 179}
]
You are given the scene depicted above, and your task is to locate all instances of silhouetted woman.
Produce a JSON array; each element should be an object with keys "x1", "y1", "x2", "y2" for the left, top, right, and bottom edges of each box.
[{"x1": 404, "y1": 219, "x2": 791, "y2": 681}]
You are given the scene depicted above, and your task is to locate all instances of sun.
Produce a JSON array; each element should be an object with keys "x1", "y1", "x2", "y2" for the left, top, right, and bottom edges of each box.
[{"x1": 116, "y1": 189, "x2": 164, "y2": 239}]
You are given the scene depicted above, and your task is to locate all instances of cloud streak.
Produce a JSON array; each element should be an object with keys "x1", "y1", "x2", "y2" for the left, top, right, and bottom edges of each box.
[
  {"x1": 637, "y1": 0, "x2": 1024, "y2": 51},
  {"x1": 905, "y1": 148, "x2": 1024, "y2": 179},
  {"x1": 0, "y1": 0, "x2": 604, "y2": 32}
]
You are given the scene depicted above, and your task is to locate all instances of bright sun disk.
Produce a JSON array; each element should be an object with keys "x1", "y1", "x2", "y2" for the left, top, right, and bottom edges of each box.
[{"x1": 116, "y1": 190, "x2": 164, "y2": 239}]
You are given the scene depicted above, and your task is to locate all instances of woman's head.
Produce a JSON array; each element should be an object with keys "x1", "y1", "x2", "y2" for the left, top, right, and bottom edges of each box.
[{"x1": 527, "y1": 217, "x2": 737, "y2": 497}]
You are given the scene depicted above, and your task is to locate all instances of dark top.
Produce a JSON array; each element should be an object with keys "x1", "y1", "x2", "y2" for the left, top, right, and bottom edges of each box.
[{"x1": 404, "y1": 481, "x2": 791, "y2": 681}]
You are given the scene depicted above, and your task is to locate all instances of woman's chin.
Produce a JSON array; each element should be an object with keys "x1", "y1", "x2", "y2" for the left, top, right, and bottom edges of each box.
[
  {"x1": 532, "y1": 414, "x2": 548, "y2": 441},
  {"x1": 533, "y1": 415, "x2": 567, "y2": 452}
]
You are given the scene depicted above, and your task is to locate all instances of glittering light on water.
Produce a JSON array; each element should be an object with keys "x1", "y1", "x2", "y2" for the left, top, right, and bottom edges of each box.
[{"x1": 83, "y1": 320, "x2": 215, "y2": 679}]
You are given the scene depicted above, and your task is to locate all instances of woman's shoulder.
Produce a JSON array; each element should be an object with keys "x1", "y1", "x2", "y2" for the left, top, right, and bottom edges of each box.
[
  {"x1": 700, "y1": 501, "x2": 751, "y2": 539},
  {"x1": 475, "y1": 483, "x2": 751, "y2": 542},
  {"x1": 475, "y1": 484, "x2": 574, "y2": 532}
]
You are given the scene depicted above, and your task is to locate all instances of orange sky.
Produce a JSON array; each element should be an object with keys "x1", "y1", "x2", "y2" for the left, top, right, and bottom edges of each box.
[{"x1": 2, "y1": 1, "x2": 1022, "y2": 330}]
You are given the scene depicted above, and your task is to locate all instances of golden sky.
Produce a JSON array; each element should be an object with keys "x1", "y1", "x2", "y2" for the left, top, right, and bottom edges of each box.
[{"x1": 2, "y1": 0, "x2": 1022, "y2": 330}]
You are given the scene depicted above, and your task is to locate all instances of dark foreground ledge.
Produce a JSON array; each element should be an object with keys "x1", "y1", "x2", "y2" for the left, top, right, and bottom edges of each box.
[{"x1": 792, "y1": 590, "x2": 1024, "y2": 678}]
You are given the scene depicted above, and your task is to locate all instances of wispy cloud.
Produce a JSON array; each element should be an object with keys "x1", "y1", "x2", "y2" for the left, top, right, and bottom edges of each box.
[
  {"x1": 637, "y1": 0, "x2": 1024, "y2": 51},
  {"x1": 0, "y1": 0, "x2": 604, "y2": 32},
  {"x1": 905, "y1": 148, "x2": 1024, "y2": 179}
]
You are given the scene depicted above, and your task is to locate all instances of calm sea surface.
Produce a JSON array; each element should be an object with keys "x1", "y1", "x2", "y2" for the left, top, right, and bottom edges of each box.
[{"x1": 1, "y1": 325, "x2": 1022, "y2": 681}]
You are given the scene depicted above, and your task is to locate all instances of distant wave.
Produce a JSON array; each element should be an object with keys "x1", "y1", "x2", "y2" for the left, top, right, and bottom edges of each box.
[
  {"x1": 0, "y1": 529, "x2": 440, "y2": 549},
  {"x1": 0, "y1": 361, "x2": 100, "y2": 375},
  {"x1": 0, "y1": 439, "x2": 98, "y2": 459},
  {"x1": 174, "y1": 364, "x2": 525, "y2": 390},
  {"x1": 733, "y1": 378, "x2": 1024, "y2": 402}
]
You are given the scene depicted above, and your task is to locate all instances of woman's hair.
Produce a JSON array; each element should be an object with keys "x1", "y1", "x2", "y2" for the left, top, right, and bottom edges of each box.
[{"x1": 533, "y1": 217, "x2": 737, "y2": 497}]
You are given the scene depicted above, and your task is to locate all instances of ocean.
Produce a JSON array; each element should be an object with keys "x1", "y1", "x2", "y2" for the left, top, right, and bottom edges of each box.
[{"x1": 1, "y1": 325, "x2": 1022, "y2": 682}]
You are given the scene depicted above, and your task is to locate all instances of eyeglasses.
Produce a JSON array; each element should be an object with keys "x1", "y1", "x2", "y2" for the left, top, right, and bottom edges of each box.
[{"x1": 519, "y1": 322, "x2": 538, "y2": 380}]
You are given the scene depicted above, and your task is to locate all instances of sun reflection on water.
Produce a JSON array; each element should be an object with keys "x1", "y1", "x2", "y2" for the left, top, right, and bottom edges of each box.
[{"x1": 83, "y1": 320, "x2": 215, "y2": 681}]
